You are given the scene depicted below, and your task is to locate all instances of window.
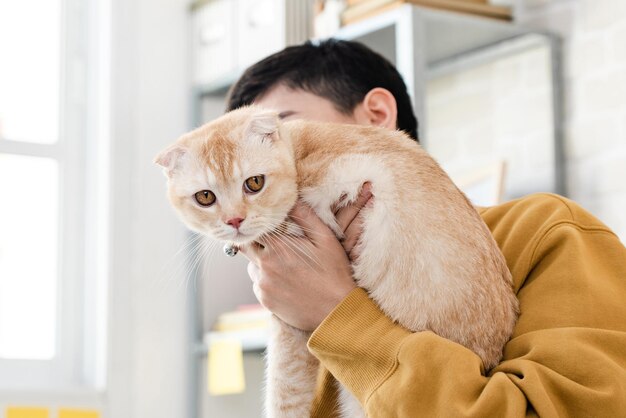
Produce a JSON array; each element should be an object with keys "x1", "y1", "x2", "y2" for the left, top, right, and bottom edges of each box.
[{"x1": 0, "y1": 0, "x2": 107, "y2": 389}]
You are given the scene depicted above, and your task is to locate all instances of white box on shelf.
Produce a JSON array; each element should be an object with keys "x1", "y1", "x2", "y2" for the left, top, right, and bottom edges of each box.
[
  {"x1": 192, "y1": 0, "x2": 237, "y2": 86},
  {"x1": 191, "y1": 0, "x2": 313, "y2": 91},
  {"x1": 237, "y1": 0, "x2": 284, "y2": 70}
]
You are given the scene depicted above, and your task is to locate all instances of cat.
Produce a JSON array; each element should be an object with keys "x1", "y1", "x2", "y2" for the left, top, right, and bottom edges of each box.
[{"x1": 155, "y1": 105, "x2": 519, "y2": 418}]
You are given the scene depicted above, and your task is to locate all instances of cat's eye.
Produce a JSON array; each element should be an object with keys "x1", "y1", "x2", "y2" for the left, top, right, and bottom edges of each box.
[
  {"x1": 194, "y1": 190, "x2": 216, "y2": 207},
  {"x1": 244, "y1": 175, "x2": 265, "y2": 194}
]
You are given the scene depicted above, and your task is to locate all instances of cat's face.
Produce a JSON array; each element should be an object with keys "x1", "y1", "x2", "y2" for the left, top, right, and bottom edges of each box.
[{"x1": 155, "y1": 107, "x2": 298, "y2": 244}]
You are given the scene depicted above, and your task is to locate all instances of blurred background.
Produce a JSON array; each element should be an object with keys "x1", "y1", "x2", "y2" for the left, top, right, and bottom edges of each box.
[{"x1": 0, "y1": 0, "x2": 624, "y2": 417}]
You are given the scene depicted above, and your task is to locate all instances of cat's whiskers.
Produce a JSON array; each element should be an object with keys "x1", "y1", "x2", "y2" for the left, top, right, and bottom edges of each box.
[
  {"x1": 284, "y1": 215, "x2": 335, "y2": 239},
  {"x1": 255, "y1": 213, "x2": 328, "y2": 240},
  {"x1": 272, "y1": 220, "x2": 326, "y2": 251},
  {"x1": 176, "y1": 238, "x2": 207, "y2": 293},
  {"x1": 152, "y1": 232, "x2": 205, "y2": 289},
  {"x1": 279, "y1": 235, "x2": 323, "y2": 270},
  {"x1": 190, "y1": 237, "x2": 221, "y2": 293},
  {"x1": 261, "y1": 233, "x2": 291, "y2": 270},
  {"x1": 180, "y1": 236, "x2": 218, "y2": 295},
  {"x1": 259, "y1": 222, "x2": 323, "y2": 270},
  {"x1": 264, "y1": 231, "x2": 319, "y2": 272}
]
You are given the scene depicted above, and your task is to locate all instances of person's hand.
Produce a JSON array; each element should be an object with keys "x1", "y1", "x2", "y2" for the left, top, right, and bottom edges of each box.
[
  {"x1": 241, "y1": 184, "x2": 373, "y2": 330},
  {"x1": 334, "y1": 183, "x2": 373, "y2": 261}
]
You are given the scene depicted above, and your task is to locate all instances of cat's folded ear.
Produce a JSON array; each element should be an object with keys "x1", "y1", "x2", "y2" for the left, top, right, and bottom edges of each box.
[
  {"x1": 245, "y1": 109, "x2": 280, "y2": 143},
  {"x1": 154, "y1": 144, "x2": 187, "y2": 177}
]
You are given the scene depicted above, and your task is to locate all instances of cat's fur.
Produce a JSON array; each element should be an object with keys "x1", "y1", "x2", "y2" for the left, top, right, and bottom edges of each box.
[{"x1": 156, "y1": 106, "x2": 519, "y2": 418}]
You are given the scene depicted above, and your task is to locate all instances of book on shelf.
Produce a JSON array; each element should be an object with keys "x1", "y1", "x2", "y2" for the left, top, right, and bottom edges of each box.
[
  {"x1": 341, "y1": 0, "x2": 512, "y2": 25},
  {"x1": 342, "y1": 0, "x2": 404, "y2": 23},
  {"x1": 346, "y1": 0, "x2": 371, "y2": 6},
  {"x1": 205, "y1": 304, "x2": 271, "y2": 351},
  {"x1": 204, "y1": 327, "x2": 269, "y2": 352},
  {"x1": 212, "y1": 304, "x2": 272, "y2": 331},
  {"x1": 348, "y1": 0, "x2": 490, "y2": 4},
  {"x1": 204, "y1": 305, "x2": 271, "y2": 396}
]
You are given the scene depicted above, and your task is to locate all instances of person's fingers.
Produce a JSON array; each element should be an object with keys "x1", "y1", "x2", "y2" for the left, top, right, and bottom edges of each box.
[
  {"x1": 335, "y1": 183, "x2": 373, "y2": 234},
  {"x1": 342, "y1": 212, "x2": 365, "y2": 257},
  {"x1": 248, "y1": 259, "x2": 271, "y2": 309},
  {"x1": 289, "y1": 201, "x2": 335, "y2": 243},
  {"x1": 247, "y1": 261, "x2": 260, "y2": 283},
  {"x1": 238, "y1": 241, "x2": 264, "y2": 264},
  {"x1": 252, "y1": 280, "x2": 263, "y2": 305}
]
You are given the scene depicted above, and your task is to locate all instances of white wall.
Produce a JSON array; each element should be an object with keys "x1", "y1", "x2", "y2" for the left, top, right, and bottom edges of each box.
[
  {"x1": 428, "y1": 0, "x2": 626, "y2": 241},
  {"x1": 518, "y1": 0, "x2": 626, "y2": 239},
  {"x1": 108, "y1": 0, "x2": 191, "y2": 416},
  {"x1": 426, "y1": 45, "x2": 556, "y2": 200}
]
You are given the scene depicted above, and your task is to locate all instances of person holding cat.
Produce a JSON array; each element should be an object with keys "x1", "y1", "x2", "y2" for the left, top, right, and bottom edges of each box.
[{"x1": 227, "y1": 40, "x2": 626, "y2": 416}]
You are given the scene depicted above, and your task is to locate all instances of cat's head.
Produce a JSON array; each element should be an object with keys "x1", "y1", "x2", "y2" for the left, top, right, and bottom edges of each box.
[{"x1": 155, "y1": 106, "x2": 298, "y2": 245}]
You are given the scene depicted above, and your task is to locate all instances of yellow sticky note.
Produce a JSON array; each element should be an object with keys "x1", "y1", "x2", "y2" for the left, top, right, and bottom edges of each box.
[
  {"x1": 6, "y1": 407, "x2": 49, "y2": 418},
  {"x1": 208, "y1": 338, "x2": 245, "y2": 395},
  {"x1": 58, "y1": 409, "x2": 100, "y2": 418}
]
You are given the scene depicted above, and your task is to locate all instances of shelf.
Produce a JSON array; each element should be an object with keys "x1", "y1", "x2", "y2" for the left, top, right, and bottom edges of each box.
[
  {"x1": 194, "y1": 329, "x2": 268, "y2": 356},
  {"x1": 194, "y1": 72, "x2": 243, "y2": 98},
  {"x1": 194, "y1": 4, "x2": 536, "y2": 98},
  {"x1": 330, "y1": 4, "x2": 556, "y2": 148},
  {"x1": 334, "y1": 4, "x2": 530, "y2": 68}
]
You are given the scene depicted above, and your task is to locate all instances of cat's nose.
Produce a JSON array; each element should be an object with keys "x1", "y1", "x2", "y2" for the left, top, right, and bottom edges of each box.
[{"x1": 226, "y1": 217, "x2": 245, "y2": 229}]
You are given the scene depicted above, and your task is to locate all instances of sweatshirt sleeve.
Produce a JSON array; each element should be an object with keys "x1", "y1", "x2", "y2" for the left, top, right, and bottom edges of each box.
[{"x1": 308, "y1": 216, "x2": 626, "y2": 417}]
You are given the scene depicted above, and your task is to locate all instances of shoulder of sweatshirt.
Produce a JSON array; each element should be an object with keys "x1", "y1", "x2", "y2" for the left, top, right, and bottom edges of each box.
[
  {"x1": 477, "y1": 193, "x2": 620, "y2": 292},
  {"x1": 478, "y1": 192, "x2": 616, "y2": 234}
]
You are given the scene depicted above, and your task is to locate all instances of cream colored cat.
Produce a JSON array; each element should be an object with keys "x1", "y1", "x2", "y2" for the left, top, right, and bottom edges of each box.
[{"x1": 156, "y1": 106, "x2": 519, "y2": 418}]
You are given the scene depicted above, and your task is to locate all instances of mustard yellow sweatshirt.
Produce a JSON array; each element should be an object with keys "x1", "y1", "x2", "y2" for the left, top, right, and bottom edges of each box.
[{"x1": 307, "y1": 193, "x2": 626, "y2": 417}]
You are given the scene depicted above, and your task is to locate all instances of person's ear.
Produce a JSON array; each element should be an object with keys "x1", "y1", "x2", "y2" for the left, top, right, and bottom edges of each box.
[{"x1": 353, "y1": 87, "x2": 398, "y2": 130}]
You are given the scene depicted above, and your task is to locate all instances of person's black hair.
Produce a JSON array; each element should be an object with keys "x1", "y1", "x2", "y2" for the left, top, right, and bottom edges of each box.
[{"x1": 226, "y1": 39, "x2": 419, "y2": 142}]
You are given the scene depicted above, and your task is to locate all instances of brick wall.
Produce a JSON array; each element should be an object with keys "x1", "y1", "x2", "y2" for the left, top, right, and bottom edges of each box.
[
  {"x1": 427, "y1": 0, "x2": 626, "y2": 240},
  {"x1": 521, "y1": 0, "x2": 626, "y2": 240},
  {"x1": 426, "y1": 46, "x2": 555, "y2": 201}
]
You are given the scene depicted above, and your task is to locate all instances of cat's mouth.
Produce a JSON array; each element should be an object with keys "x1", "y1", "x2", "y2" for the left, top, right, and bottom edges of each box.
[
  {"x1": 228, "y1": 230, "x2": 259, "y2": 245},
  {"x1": 221, "y1": 218, "x2": 282, "y2": 245}
]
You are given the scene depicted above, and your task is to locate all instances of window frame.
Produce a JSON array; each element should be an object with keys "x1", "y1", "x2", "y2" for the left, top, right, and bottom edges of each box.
[{"x1": 0, "y1": 0, "x2": 107, "y2": 390}]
